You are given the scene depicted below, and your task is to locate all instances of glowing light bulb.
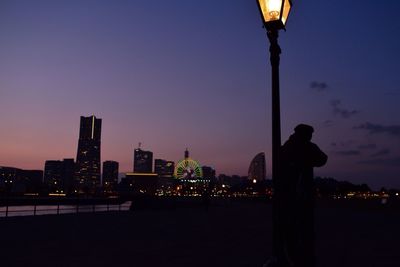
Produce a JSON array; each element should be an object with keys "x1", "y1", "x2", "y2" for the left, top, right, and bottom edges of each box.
[{"x1": 268, "y1": 0, "x2": 282, "y2": 19}]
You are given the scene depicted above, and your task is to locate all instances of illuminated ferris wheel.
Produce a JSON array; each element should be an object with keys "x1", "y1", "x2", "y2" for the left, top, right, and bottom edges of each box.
[{"x1": 174, "y1": 149, "x2": 203, "y2": 179}]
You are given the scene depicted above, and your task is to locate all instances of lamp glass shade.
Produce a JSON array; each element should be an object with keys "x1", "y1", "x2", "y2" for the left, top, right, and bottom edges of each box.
[
  {"x1": 281, "y1": 0, "x2": 292, "y2": 25},
  {"x1": 257, "y1": 0, "x2": 292, "y2": 29}
]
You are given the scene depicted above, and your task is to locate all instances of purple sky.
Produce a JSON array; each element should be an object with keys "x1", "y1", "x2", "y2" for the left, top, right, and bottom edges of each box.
[{"x1": 1, "y1": 0, "x2": 399, "y2": 189}]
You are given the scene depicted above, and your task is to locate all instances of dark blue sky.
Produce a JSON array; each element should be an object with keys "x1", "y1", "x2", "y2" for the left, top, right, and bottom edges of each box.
[{"x1": 1, "y1": 0, "x2": 399, "y2": 189}]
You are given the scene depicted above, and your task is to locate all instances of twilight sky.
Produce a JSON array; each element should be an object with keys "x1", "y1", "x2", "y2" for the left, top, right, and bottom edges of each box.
[{"x1": 1, "y1": 0, "x2": 399, "y2": 189}]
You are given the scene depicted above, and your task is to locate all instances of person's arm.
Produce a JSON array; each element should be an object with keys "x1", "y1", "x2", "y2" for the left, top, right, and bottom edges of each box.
[{"x1": 310, "y1": 143, "x2": 328, "y2": 167}]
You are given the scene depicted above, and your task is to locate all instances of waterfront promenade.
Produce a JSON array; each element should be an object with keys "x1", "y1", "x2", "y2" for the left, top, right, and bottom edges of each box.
[{"x1": 0, "y1": 199, "x2": 399, "y2": 267}]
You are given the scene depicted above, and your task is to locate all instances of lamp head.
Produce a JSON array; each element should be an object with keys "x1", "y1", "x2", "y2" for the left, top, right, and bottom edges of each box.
[{"x1": 256, "y1": 0, "x2": 292, "y2": 31}]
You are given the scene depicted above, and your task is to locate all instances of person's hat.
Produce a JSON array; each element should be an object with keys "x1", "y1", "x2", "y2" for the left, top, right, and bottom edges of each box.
[{"x1": 294, "y1": 124, "x2": 314, "y2": 135}]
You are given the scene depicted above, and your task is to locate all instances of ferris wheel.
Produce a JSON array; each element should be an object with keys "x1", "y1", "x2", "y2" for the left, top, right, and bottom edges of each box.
[{"x1": 174, "y1": 158, "x2": 203, "y2": 179}]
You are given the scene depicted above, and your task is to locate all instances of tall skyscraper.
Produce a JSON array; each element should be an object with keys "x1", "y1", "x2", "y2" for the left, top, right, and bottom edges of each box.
[
  {"x1": 248, "y1": 152, "x2": 266, "y2": 181},
  {"x1": 102, "y1": 160, "x2": 119, "y2": 192},
  {"x1": 75, "y1": 115, "x2": 102, "y2": 193},
  {"x1": 133, "y1": 148, "x2": 153, "y2": 173}
]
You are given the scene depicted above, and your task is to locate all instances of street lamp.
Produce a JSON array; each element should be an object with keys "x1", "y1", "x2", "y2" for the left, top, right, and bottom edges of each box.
[
  {"x1": 257, "y1": 0, "x2": 292, "y2": 31},
  {"x1": 256, "y1": 0, "x2": 292, "y2": 178},
  {"x1": 256, "y1": 0, "x2": 292, "y2": 266}
]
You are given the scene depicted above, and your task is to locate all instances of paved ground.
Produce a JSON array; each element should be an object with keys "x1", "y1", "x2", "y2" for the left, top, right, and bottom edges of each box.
[{"x1": 0, "y1": 198, "x2": 399, "y2": 267}]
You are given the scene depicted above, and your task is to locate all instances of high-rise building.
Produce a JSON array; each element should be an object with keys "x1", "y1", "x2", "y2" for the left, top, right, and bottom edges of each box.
[
  {"x1": 202, "y1": 166, "x2": 216, "y2": 181},
  {"x1": 62, "y1": 159, "x2": 75, "y2": 194},
  {"x1": 133, "y1": 148, "x2": 153, "y2": 173},
  {"x1": 44, "y1": 160, "x2": 62, "y2": 193},
  {"x1": 248, "y1": 152, "x2": 266, "y2": 181},
  {"x1": 154, "y1": 159, "x2": 174, "y2": 178},
  {"x1": 44, "y1": 159, "x2": 75, "y2": 194},
  {"x1": 75, "y1": 115, "x2": 102, "y2": 193},
  {"x1": 102, "y1": 161, "x2": 119, "y2": 192}
]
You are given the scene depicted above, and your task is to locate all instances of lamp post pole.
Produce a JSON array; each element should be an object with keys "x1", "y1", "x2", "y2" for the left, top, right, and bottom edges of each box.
[
  {"x1": 268, "y1": 28, "x2": 282, "y2": 186},
  {"x1": 255, "y1": 1, "x2": 292, "y2": 265},
  {"x1": 268, "y1": 27, "x2": 282, "y2": 265}
]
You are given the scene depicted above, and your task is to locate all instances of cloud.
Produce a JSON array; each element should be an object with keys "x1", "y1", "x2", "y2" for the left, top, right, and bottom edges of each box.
[
  {"x1": 354, "y1": 122, "x2": 400, "y2": 137},
  {"x1": 331, "y1": 140, "x2": 356, "y2": 148},
  {"x1": 358, "y1": 143, "x2": 377, "y2": 150},
  {"x1": 333, "y1": 140, "x2": 356, "y2": 147},
  {"x1": 330, "y1": 99, "x2": 359, "y2": 119},
  {"x1": 334, "y1": 150, "x2": 361, "y2": 156},
  {"x1": 310, "y1": 81, "x2": 328, "y2": 92},
  {"x1": 370, "y1": 149, "x2": 391, "y2": 157},
  {"x1": 357, "y1": 157, "x2": 400, "y2": 166}
]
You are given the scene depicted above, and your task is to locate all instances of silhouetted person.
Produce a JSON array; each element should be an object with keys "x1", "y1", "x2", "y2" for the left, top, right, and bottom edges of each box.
[{"x1": 278, "y1": 124, "x2": 327, "y2": 267}]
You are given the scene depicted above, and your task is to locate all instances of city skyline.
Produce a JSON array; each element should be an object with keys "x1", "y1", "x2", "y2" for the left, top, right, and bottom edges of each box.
[
  {"x1": 75, "y1": 115, "x2": 102, "y2": 192},
  {"x1": 1, "y1": 1, "x2": 400, "y2": 190},
  {"x1": 0, "y1": 113, "x2": 389, "y2": 190}
]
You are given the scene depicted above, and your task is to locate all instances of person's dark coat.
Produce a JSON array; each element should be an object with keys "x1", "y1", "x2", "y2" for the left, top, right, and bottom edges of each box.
[
  {"x1": 279, "y1": 133, "x2": 327, "y2": 196},
  {"x1": 277, "y1": 126, "x2": 327, "y2": 267}
]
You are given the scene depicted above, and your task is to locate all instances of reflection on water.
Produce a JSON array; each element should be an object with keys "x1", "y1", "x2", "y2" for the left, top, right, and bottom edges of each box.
[{"x1": 0, "y1": 201, "x2": 132, "y2": 217}]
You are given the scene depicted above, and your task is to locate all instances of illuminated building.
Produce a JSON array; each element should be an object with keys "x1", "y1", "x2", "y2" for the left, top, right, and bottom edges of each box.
[
  {"x1": 75, "y1": 115, "x2": 102, "y2": 194},
  {"x1": 0, "y1": 167, "x2": 17, "y2": 194},
  {"x1": 154, "y1": 159, "x2": 175, "y2": 196},
  {"x1": 124, "y1": 172, "x2": 158, "y2": 195},
  {"x1": 19, "y1": 170, "x2": 44, "y2": 194},
  {"x1": 44, "y1": 160, "x2": 62, "y2": 193},
  {"x1": 102, "y1": 161, "x2": 119, "y2": 193},
  {"x1": 44, "y1": 159, "x2": 75, "y2": 194},
  {"x1": 123, "y1": 147, "x2": 156, "y2": 195},
  {"x1": 248, "y1": 152, "x2": 266, "y2": 181},
  {"x1": 133, "y1": 148, "x2": 153, "y2": 173},
  {"x1": 0, "y1": 166, "x2": 43, "y2": 195},
  {"x1": 155, "y1": 159, "x2": 174, "y2": 178},
  {"x1": 218, "y1": 174, "x2": 247, "y2": 186},
  {"x1": 202, "y1": 166, "x2": 216, "y2": 181}
]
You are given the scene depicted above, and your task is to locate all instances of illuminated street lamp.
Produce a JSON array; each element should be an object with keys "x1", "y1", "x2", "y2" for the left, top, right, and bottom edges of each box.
[
  {"x1": 256, "y1": 0, "x2": 292, "y2": 266},
  {"x1": 256, "y1": 1, "x2": 292, "y2": 177},
  {"x1": 257, "y1": 0, "x2": 292, "y2": 31}
]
